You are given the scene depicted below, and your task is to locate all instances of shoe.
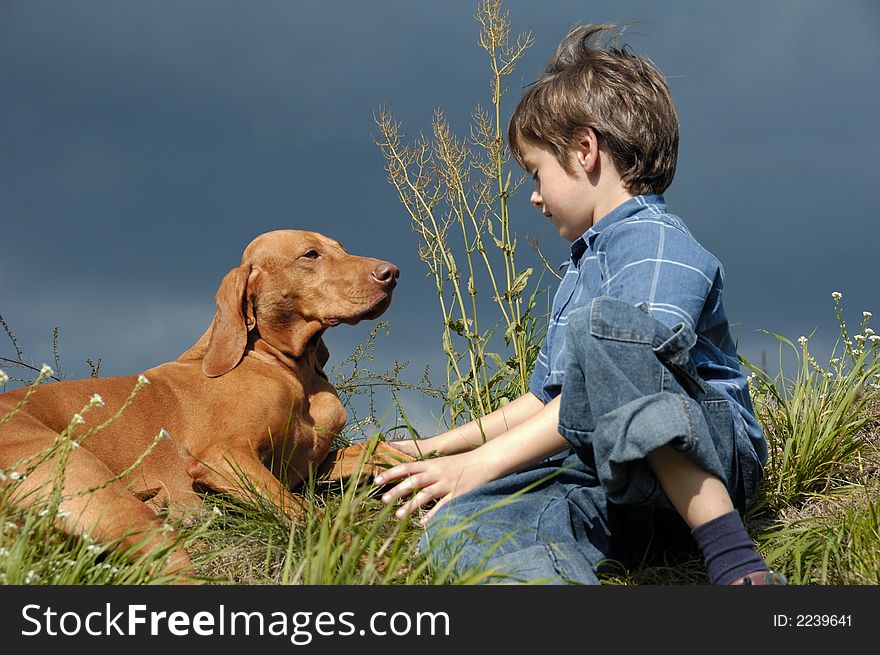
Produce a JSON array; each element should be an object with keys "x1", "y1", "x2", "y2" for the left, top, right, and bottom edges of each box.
[{"x1": 730, "y1": 570, "x2": 788, "y2": 585}]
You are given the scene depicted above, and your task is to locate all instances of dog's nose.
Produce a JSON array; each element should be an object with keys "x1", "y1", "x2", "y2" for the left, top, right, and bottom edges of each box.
[{"x1": 371, "y1": 262, "x2": 400, "y2": 286}]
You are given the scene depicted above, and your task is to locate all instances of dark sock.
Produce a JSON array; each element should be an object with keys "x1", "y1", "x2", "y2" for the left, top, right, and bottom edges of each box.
[{"x1": 691, "y1": 510, "x2": 768, "y2": 585}]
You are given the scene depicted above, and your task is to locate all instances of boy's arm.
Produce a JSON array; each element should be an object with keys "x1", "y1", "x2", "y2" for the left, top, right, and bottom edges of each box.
[
  {"x1": 376, "y1": 396, "x2": 569, "y2": 523},
  {"x1": 601, "y1": 220, "x2": 719, "y2": 330},
  {"x1": 391, "y1": 391, "x2": 545, "y2": 457},
  {"x1": 467, "y1": 395, "x2": 568, "y2": 476}
]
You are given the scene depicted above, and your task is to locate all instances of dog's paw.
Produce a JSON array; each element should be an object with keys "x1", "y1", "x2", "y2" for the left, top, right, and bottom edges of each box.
[{"x1": 319, "y1": 441, "x2": 415, "y2": 483}]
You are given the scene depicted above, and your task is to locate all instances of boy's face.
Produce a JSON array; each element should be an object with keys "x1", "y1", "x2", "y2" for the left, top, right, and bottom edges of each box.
[{"x1": 519, "y1": 140, "x2": 596, "y2": 242}]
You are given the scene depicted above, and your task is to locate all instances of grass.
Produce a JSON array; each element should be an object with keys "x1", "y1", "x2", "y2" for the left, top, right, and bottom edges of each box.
[
  {"x1": 3, "y1": 0, "x2": 880, "y2": 585},
  {"x1": 744, "y1": 312, "x2": 880, "y2": 586},
  {"x1": 4, "y1": 294, "x2": 877, "y2": 585},
  {"x1": 0, "y1": 377, "x2": 498, "y2": 585}
]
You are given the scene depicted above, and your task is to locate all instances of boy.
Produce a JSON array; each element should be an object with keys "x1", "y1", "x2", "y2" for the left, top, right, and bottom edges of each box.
[{"x1": 374, "y1": 24, "x2": 785, "y2": 585}]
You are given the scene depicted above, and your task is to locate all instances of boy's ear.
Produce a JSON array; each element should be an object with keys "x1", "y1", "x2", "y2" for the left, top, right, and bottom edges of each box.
[{"x1": 572, "y1": 127, "x2": 600, "y2": 173}]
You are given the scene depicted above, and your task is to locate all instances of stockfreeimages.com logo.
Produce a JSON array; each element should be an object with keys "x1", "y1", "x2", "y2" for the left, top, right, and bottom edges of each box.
[{"x1": 21, "y1": 603, "x2": 451, "y2": 645}]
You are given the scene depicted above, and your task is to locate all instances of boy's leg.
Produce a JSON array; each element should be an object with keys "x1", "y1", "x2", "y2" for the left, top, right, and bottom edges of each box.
[
  {"x1": 646, "y1": 444, "x2": 784, "y2": 585},
  {"x1": 420, "y1": 453, "x2": 613, "y2": 585},
  {"x1": 646, "y1": 444, "x2": 735, "y2": 527},
  {"x1": 558, "y1": 297, "x2": 778, "y2": 584}
]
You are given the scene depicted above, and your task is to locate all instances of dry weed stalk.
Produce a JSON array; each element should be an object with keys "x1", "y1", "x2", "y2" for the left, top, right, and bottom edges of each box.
[{"x1": 375, "y1": 0, "x2": 541, "y2": 425}]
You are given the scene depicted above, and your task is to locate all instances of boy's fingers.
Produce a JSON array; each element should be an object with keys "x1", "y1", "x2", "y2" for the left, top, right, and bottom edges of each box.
[
  {"x1": 380, "y1": 482, "x2": 411, "y2": 504},
  {"x1": 385, "y1": 441, "x2": 414, "y2": 457},
  {"x1": 395, "y1": 488, "x2": 437, "y2": 519},
  {"x1": 420, "y1": 495, "x2": 451, "y2": 525},
  {"x1": 390, "y1": 440, "x2": 423, "y2": 457},
  {"x1": 374, "y1": 462, "x2": 420, "y2": 486},
  {"x1": 380, "y1": 471, "x2": 430, "y2": 503}
]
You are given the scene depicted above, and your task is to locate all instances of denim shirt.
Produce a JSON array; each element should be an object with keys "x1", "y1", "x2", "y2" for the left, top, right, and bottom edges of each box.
[{"x1": 529, "y1": 194, "x2": 767, "y2": 464}]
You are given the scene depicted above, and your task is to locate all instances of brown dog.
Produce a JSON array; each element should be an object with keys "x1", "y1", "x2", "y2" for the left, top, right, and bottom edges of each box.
[{"x1": 0, "y1": 230, "x2": 411, "y2": 575}]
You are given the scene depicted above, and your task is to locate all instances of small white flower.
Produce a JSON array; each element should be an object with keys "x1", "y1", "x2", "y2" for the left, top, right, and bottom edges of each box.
[
  {"x1": 829, "y1": 358, "x2": 840, "y2": 365},
  {"x1": 40, "y1": 364, "x2": 54, "y2": 377},
  {"x1": 9, "y1": 471, "x2": 24, "y2": 481},
  {"x1": 70, "y1": 440, "x2": 80, "y2": 449},
  {"x1": 38, "y1": 509, "x2": 50, "y2": 517},
  {"x1": 161, "y1": 523, "x2": 174, "y2": 533},
  {"x1": 870, "y1": 335, "x2": 880, "y2": 343},
  {"x1": 158, "y1": 428, "x2": 171, "y2": 441},
  {"x1": 854, "y1": 334, "x2": 866, "y2": 343},
  {"x1": 864, "y1": 311, "x2": 873, "y2": 319},
  {"x1": 853, "y1": 348, "x2": 864, "y2": 355},
  {"x1": 24, "y1": 570, "x2": 38, "y2": 584},
  {"x1": 137, "y1": 374, "x2": 150, "y2": 385},
  {"x1": 89, "y1": 394, "x2": 105, "y2": 408},
  {"x1": 865, "y1": 328, "x2": 875, "y2": 336},
  {"x1": 57, "y1": 509, "x2": 71, "y2": 519},
  {"x1": 0, "y1": 370, "x2": 8, "y2": 385},
  {"x1": 0, "y1": 548, "x2": 9, "y2": 557},
  {"x1": 212, "y1": 506, "x2": 223, "y2": 517},
  {"x1": 86, "y1": 544, "x2": 104, "y2": 555},
  {"x1": 797, "y1": 336, "x2": 808, "y2": 347},
  {"x1": 0, "y1": 468, "x2": 6, "y2": 482},
  {"x1": 4, "y1": 522, "x2": 18, "y2": 532},
  {"x1": 832, "y1": 291, "x2": 842, "y2": 300},
  {"x1": 72, "y1": 413, "x2": 85, "y2": 425},
  {"x1": 827, "y1": 372, "x2": 835, "y2": 379}
]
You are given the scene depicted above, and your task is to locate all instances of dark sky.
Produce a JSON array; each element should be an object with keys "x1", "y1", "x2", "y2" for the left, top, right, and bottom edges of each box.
[{"x1": 2, "y1": 1, "x2": 878, "y2": 432}]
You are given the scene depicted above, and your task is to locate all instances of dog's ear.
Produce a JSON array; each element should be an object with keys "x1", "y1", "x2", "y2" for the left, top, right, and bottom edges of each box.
[{"x1": 203, "y1": 265, "x2": 255, "y2": 377}]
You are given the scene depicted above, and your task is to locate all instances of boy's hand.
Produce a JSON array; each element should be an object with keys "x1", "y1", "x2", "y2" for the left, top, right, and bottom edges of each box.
[
  {"x1": 385, "y1": 438, "x2": 434, "y2": 460},
  {"x1": 374, "y1": 450, "x2": 497, "y2": 525},
  {"x1": 376, "y1": 396, "x2": 567, "y2": 524}
]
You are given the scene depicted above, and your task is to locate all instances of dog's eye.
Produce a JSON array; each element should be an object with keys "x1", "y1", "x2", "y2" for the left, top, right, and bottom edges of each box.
[{"x1": 301, "y1": 250, "x2": 320, "y2": 259}]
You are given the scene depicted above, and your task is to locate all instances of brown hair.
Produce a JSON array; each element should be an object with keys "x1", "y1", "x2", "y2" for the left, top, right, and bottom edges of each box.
[{"x1": 508, "y1": 24, "x2": 679, "y2": 195}]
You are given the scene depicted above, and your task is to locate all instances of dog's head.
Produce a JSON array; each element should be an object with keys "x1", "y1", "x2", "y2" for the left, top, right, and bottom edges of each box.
[{"x1": 202, "y1": 230, "x2": 398, "y2": 377}]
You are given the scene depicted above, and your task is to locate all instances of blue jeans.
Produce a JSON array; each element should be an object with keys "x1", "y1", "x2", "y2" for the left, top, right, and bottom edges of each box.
[{"x1": 421, "y1": 297, "x2": 763, "y2": 584}]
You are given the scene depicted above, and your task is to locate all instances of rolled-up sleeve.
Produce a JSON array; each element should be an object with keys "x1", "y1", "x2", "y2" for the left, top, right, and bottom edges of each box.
[{"x1": 529, "y1": 343, "x2": 552, "y2": 403}]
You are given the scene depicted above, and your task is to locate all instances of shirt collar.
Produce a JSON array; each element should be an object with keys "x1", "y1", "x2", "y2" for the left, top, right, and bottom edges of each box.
[{"x1": 570, "y1": 194, "x2": 666, "y2": 262}]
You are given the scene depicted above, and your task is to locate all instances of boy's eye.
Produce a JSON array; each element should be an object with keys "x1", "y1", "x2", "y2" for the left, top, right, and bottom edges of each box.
[{"x1": 301, "y1": 250, "x2": 320, "y2": 259}]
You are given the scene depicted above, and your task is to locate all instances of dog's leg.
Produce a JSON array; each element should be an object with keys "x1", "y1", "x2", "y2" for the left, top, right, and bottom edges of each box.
[
  {"x1": 4, "y1": 436, "x2": 192, "y2": 578},
  {"x1": 318, "y1": 441, "x2": 415, "y2": 483},
  {"x1": 132, "y1": 484, "x2": 207, "y2": 525},
  {"x1": 187, "y1": 445, "x2": 311, "y2": 518}
]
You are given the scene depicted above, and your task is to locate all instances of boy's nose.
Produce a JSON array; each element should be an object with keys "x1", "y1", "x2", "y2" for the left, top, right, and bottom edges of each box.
[{"x1": 530, "y1": 190, "x2": 543, "y2": 207}]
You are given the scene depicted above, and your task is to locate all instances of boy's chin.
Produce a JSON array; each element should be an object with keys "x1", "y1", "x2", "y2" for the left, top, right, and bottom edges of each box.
[
  {"x1": 558, "y1": 225, "x2": 582, "y2": 241},
  {"x1": 557, "y1": 219, "x2": 594, "y2": 241}
]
